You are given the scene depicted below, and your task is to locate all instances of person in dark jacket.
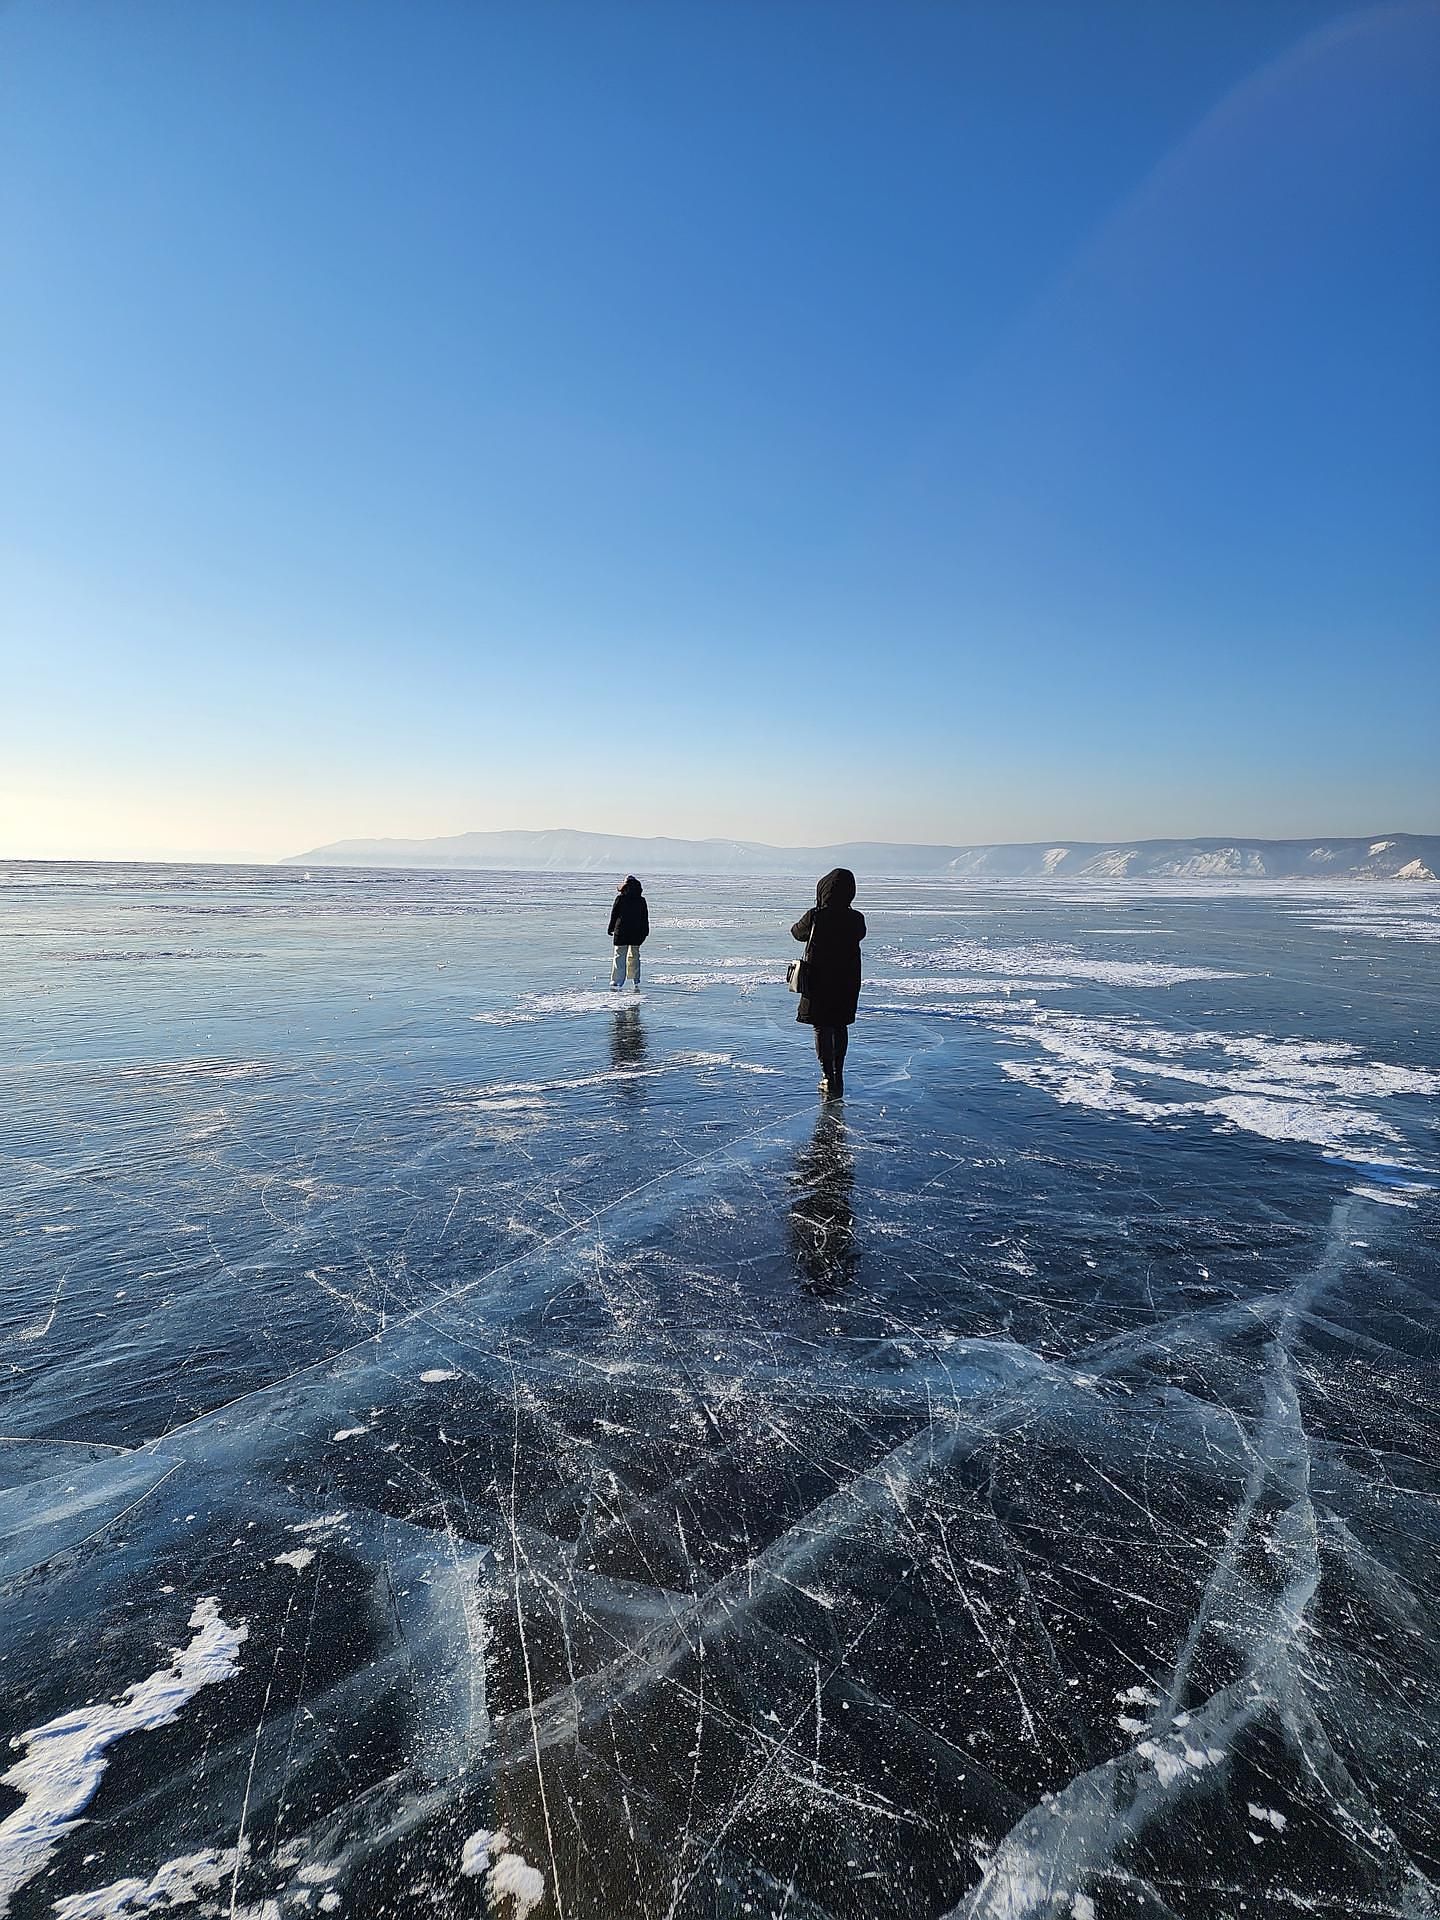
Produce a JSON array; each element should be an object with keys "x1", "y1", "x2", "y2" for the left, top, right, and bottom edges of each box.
[
  {"x1": 790, "y1": 867, "x2": 865, "y2": 1098},
  {"x1": 607, "y1": 875, "x2": 649, "y2": 989}
]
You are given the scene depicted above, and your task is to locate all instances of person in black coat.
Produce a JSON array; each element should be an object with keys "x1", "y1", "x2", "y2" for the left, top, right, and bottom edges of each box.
[
  {"x1": 790, "y1": 867, "x2": 865, "y2": 1098},
  {"x1": 607, "y1": 875, "x2": 649, "y2": 989}
]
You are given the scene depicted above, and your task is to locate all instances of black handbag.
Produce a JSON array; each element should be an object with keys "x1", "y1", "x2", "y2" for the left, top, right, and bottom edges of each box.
[{"x1": 786, "y1": 914, "x2": 815, "y2": 994}]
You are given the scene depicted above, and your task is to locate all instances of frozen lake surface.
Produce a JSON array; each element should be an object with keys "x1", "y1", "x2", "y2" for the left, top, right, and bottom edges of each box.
[{"x1": 2, "y1": 862, "x2": 1438, "y2": 1919}]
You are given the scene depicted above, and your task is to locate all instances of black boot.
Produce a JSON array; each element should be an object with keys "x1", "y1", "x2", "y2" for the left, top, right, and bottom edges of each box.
[
  {"x1": 830, "y1": 1028, "x2": 847, "y2": 1099},
  {"x1": 816, "y1": 1027, "x2": 836, "y2": 1096}
]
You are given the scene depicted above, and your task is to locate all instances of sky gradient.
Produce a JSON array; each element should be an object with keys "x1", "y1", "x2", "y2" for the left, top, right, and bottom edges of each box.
[{"x1": 3, "y1": 0, "x2": 1438, "y2": 860}]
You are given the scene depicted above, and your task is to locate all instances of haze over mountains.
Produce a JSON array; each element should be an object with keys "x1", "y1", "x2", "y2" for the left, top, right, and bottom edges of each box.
[{"x1": 288, "y1": 828, "x2": 1440, "y2": 881}]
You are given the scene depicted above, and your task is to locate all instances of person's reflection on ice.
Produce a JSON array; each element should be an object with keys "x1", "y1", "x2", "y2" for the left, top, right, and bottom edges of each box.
[
  {"x1": 788, "y1": 1107, "x2": 859, "y2": 1295},
  {"x1": 610, "y1": 1002, "x2": 649, "y2": 1110}
]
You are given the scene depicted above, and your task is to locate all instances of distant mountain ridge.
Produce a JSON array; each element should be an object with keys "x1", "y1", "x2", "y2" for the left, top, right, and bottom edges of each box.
[{"x1": 287, "y1": 828, "x2": 1440, "y2": 881}]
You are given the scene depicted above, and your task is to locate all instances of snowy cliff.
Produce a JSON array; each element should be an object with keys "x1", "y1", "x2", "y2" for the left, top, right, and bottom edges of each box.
[{"x1": 286, "y1": 830, "x2": 1440, "y2": 880}]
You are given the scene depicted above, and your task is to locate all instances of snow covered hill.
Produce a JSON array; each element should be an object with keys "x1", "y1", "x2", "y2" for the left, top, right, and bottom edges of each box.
[{"x1": 285, "y1": 829, "x2": 1440, "y2": 880}]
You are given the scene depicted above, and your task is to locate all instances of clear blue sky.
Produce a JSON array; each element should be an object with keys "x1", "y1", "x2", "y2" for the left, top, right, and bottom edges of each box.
[{"x1": 3, "y1": 0, "x2": 1437, "y2": 858}]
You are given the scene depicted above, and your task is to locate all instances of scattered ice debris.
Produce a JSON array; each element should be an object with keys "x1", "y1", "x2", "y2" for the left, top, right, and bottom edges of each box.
[
  {"x1": 0, "y1": 1600, "x2": 246, "y2": 1912},
  {"x1": 272, "y1": 1549, "x2": 315, "y2": 1573}
]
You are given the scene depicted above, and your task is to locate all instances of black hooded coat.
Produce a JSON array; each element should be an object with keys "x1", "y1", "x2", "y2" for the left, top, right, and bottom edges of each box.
[
  {"x1": 790, "y1": 868, "x2": 865, "y2": 1026},
  {"x1": 607, "y1": 876, "x2": 650, "y2": 946}
]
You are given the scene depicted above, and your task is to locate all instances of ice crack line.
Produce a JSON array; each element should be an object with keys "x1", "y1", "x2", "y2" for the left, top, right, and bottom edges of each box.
[{"x1": 947, "y1": 1195, "x2": 1437, "y2": 1919}]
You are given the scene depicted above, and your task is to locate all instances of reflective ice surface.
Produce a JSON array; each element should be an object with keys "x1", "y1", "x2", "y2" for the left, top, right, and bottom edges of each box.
[{"x1": 2, "y1": 864, "x2": 1438, "y2": 1918}]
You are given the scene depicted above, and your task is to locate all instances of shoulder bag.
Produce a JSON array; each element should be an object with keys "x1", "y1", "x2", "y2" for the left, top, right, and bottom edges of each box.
[{"x1": 786, "y1": 912, "x2": 816, "y2": 994}]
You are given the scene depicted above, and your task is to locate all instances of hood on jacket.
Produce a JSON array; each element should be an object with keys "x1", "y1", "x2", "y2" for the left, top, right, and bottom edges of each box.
[
  {"x1": 619, "y1": 875, "x2": 643, "y2": 896},
  {"x1": 815, "y1": 868, "x2": 856, "y2": 908}
]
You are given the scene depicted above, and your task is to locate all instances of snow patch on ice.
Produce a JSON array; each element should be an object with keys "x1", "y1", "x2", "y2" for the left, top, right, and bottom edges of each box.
[
  {"x1": 991, "y1": 1008, "x2": 1436, "y2": 1159},
  {"x1": 460, "y1": 1830, "x2": 494, "y2": 1877},
  {"x1": 894, "y1": 936, "x2": 1242, "y2": 989},
  {"x1": 53, "y1": 1845, "x2": 241, "y2": 1918},
  {"x1": 273, "y1": 1549, "x2": 315, "y2": 1573},
  {"x1": 1204, "y1": 1093, "x2": 1400, "y2": 1152},
  {"x1": 459, "y1": 1830, "x2": 545, "y2": 1917},
  {"x1": 1247, "y1": 1802, "x2": 1288, "y2": 1832},
  {"x1": 0, "y1": 1599, "x2": 247, "y2": 1912},
  {"x1": 486, "y1": 1852, "x2": 545, "y2": 1919},
  {"x1": 1136, "y1": 1735, "x2": 1227, "y2": 1787},
  {"x1": 290, "y1": 1512, "x2": 347, "y2": 1536},
  {"x1": 420, "y1": 1368, "x2": 458, "y2": 1383}
]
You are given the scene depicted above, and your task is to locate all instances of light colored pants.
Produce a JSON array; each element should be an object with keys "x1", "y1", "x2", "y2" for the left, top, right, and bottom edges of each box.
[{"x1": 611, "y1": 944, "x2": 641, "y2": 987}]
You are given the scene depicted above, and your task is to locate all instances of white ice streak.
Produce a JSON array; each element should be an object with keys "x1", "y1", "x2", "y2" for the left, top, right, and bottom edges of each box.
[
  {"x1": 1305, "y1": 910, "x2": 1440, "y2": 944},
  {"x1": 466, "y1": 1053, "x2": 739, "y2": 1102},
  {"x1": 867, "y1": 976, "x2": 1060, "y2": 997},
  {"x1": 459, "y1": 1830, "x2": 545, "y2": 1918},
  {"x1": 648, "y1": 970, "x2": 767, "y2": 991},
  {"x1": 0, "y1": 1599, "x2": 247, "y2": 1914},
  {"x1": 1348, "y1": 1184, "x2": 1419, "y2": 1207},
  {"x1": 471, "y1": 990, "x2": 646, "y2": 1025}
]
